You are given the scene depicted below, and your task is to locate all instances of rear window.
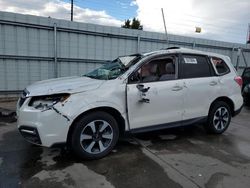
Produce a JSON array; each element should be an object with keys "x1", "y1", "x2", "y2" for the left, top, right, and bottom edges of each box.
[
  {"x1": 179, "y1": 54, "x2": 212, "y2": 79},
  {"x1": 211, "y1": 57, "x2": 230, "y2": 75}
]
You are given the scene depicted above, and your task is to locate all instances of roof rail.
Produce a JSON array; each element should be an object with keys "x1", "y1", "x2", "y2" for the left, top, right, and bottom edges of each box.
[
  {"x1": 119, "y1": 53, "x2": 142, "y2": 57},
  {"x1": 161, "y1": 46, "x2": 181, "y2": 50}
]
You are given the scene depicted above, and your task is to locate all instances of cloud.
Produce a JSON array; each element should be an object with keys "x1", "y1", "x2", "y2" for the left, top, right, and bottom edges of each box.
[
  {"x1": 0, "y1": 0, "x2": 249, "y2": 43},
  {"x1": 116, "y1": 1, "x2": 129, "y2": 9},
  {"x1": 130, "y1": 1, "x2": 137, "y2": 7},
  {"x1": 0, "y1": 0, "x2": 123, "y2": 27},
  {"x1": 133, "y1": 0, "x2": 250, "y2": 43}
]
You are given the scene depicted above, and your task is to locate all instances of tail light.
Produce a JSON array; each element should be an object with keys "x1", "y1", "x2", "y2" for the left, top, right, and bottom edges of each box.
[{"x1": 234, "y1": 76, "x2": 243, "y2": 88}]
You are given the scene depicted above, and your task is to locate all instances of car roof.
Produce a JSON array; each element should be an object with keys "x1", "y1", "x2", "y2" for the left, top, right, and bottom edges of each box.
[{"x1": 143, "y1": 47, "x2": 230, "y2": 61}]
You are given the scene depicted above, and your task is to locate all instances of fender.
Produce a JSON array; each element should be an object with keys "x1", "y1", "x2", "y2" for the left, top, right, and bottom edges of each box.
[
  {"x1": 69, "y1": 100, "x2": 129, "y2": 130},
  {"x1": 73, "y1": 101, "x2": 125, "y2": 118}
]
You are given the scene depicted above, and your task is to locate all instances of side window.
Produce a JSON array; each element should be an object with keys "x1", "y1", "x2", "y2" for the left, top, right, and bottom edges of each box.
[
  {"x1": 129, "y1": 56, "x2": 176, "y2": 83},
  {"x1": 211, "y1": 57, "x2": 230, "y2": 75},
  {"x1": 158, "y1": 58, "x2": 176, "y2": 81},
  {"x1": 140, "y1": 60, "x2": 159, "y2": 83},
  {"x1": 179, "y1": 54, "x2": 212, "y2": 79}
]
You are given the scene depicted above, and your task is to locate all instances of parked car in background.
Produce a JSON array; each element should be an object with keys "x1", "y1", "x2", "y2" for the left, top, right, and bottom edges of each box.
[
  {"x1": 17, "y1": 47, "x2": 243, "y2": 159},
  {"x1": 242, "y1": 67, "x2": 250, "y2": 106}
]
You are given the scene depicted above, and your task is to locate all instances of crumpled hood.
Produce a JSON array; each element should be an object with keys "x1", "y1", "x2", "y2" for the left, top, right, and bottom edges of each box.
[{"x1": 26, "y1": 76, "x2": 105, "y2": 96}]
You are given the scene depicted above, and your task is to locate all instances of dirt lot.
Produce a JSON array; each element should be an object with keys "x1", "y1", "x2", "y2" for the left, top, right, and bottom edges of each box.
[{"x1": 1, "y1": 100, "x2": 250, "y2": 188}]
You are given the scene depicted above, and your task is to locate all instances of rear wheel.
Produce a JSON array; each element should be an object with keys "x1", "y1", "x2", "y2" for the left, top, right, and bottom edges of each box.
[
  {"x1": 71, "y1": 111, "x2": 119, "y2": 160},
  {"x1": 205, "y1": 101, "x2": 231, "y2": 134}
]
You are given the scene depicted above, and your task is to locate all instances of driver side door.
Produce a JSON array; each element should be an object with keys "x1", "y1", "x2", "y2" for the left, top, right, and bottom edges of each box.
[{"x1": 126, "y1": 55, "x2": 184, "y2": 132}]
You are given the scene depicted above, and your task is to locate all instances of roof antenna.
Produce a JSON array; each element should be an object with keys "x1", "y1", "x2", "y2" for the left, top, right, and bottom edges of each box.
[{"x1": 161, "y1": 8, "x2": 169, "y2": 45}]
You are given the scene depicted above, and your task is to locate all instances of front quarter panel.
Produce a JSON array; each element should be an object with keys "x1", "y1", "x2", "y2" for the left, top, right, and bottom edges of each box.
[{"x1": 62, "y1": 80, "x2": 128, "y2": 129}]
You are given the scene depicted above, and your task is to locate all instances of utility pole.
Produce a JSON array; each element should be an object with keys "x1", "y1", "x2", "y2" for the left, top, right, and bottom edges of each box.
[
  {"x1": 247, "y1": 23, "x2": 250, "y2": 44},
  {"x1": 236, "y1": 48, "x2": 241, "y2": 70},
  {"x1": 161, "y1": 8, "x2": 168, "y2": 44},
  {"x1": 71, "y1": 0, "x2": 74, "y2": 21}
]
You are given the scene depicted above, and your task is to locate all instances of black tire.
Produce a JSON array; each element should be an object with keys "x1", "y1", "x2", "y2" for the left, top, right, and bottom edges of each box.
[
  {"x1": 205, "y1": 101, "x2": 232, "y2": 134},
  {"x1": 71, "y1": 111, "x2": 119, "y2": 160}
]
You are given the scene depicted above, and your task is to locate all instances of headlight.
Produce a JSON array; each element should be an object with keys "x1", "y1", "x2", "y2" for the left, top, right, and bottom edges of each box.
[{"x1": 29, "y1": 94, "x2": 70, "y2": 110}]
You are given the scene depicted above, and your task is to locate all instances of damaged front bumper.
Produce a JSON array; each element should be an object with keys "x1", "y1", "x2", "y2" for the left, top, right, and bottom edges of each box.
[{"x1": 17, "y1": 97, "x2": 72, "y2": 147}]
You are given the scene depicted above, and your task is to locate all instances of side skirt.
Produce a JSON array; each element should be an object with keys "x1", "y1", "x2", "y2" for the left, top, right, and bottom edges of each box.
[{"x1": 128, "y1": 116, "x2": 207, "y2": 134}]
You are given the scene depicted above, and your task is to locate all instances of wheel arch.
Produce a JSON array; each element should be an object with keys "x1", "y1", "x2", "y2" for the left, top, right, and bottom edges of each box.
[
  {"x1": 209, "y1": 96, "x2": 235, "y2": 116},
  {"x1": 67, "y1": 106, "x2": 126, "y2": 145}
]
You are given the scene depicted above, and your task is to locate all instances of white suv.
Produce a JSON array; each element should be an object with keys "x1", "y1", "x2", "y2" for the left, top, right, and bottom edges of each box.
[{"x1": 17, "y1": 47, "x2": 243, "y2": 159}]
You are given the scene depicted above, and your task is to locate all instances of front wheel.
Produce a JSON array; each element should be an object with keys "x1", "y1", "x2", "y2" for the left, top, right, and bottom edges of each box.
[
  {"x1": 71, "y1": 111, "x2": 119, "y2": 160},
  {"x1": 205, "y1": 101, "x2": 232, "y2": 134}
]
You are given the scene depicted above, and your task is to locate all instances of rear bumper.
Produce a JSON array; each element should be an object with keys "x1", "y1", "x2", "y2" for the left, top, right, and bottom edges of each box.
[{"x1": 233, "y1": 105, "x2": 243, "y2": 117}]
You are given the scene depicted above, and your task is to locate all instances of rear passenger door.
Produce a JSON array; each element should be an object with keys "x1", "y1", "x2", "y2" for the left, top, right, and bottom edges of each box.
[{"x1": 179, "y1": 54, "x2": 219, "y2": 120}]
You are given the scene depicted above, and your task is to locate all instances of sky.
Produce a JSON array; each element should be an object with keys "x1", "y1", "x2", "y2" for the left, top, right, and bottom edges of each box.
[{"x1": 0, "y1": 0, "x2": 249, "y2": 44}]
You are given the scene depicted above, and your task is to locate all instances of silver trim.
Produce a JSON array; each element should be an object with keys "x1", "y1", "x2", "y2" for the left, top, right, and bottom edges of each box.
[{"x1": 20, "y1": 129, "x2": 36, "y2": 135}]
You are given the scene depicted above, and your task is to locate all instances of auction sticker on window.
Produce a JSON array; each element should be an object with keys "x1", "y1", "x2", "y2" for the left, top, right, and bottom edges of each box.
[{"x1": 184, "y1": 58, "x2": 198, "y2": 64}]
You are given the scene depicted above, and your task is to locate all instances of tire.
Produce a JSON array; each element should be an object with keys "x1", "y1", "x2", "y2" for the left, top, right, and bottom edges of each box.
[
  {"x1": 71, "y1": 111, "x2": 119, "y2": 160},
  {"x1": 205, "y1": 101, "x2": 232, "y2": 134}
]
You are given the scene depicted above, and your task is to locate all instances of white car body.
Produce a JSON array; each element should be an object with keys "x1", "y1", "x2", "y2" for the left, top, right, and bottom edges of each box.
[{"x1": 17, "y1": 48, "x2": 243, "y2": 147}]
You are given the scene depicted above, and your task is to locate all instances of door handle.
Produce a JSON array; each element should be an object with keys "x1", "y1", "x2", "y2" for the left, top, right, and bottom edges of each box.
[
  {"x1": 139, "y1": 98, "x2": 150, "y2": 103},
  {"x1": 209, "y1": 81, "x2": 218, "y2": 86},
  {"x1": 172, "y1": 86, "x2": 183, "y2": 91}
]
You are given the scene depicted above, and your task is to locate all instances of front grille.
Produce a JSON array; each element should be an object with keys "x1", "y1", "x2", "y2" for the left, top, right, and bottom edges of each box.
[{"x1": 19, "y1": 126, "x2": 42, "y2": 145}]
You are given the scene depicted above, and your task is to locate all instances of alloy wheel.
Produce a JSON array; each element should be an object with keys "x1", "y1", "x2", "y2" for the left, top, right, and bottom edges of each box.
[
  {"x1": 213, "y1": 107, "x2": 229, "y2": 131},
  {"x1": 80, "y1": 120, "x2": 113, "y2": 154}
]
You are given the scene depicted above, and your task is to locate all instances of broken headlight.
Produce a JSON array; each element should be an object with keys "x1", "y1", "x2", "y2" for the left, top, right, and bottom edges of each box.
[{"x1": 29, "y1": 94, "x2": 70, "y2": 110}]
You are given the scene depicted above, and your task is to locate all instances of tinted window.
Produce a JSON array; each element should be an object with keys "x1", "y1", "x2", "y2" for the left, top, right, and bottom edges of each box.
[
  {"x1": 211, "y1": 57, "x2": 230, "y2": 75},
  {"x1": 179, "y1": 55, "x2": 212, "y2": 79}
]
